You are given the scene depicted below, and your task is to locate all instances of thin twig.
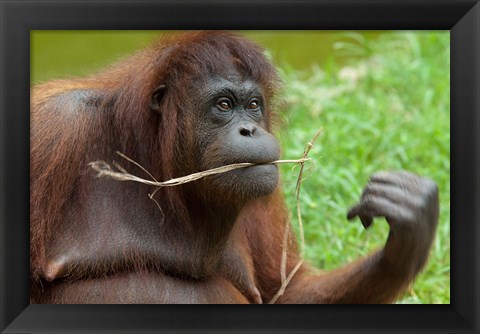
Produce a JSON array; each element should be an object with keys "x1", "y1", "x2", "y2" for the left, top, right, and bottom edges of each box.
[
  {"x1": 268, "y1": 128, "x2": 323, "y2": 304},
  {"x1": 89, "y1": 158, "x2": 311, "y2": 187},
  {"x1": 89, "y1": 155, "x2": 310, "y2": 230},
  {"x1": 116, "y1": 151, "x2": 159, "y2": 182},
  {"x1": 280, "y1": 216, "x2": 290, "y2": 285}
]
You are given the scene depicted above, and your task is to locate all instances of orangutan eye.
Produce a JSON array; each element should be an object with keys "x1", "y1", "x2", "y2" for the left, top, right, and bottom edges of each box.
[
  {"x1": 217, "y1": 98, "x2": 232, "y2": 111},
  {"x1": 248, "y1": 99, "x2": 260, "y2": 110}
]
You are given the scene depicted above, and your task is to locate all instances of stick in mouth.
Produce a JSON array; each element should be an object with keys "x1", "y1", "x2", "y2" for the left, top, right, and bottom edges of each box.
[{"x1": 89, "y1": 152, "x2": 311, "y2": 188}]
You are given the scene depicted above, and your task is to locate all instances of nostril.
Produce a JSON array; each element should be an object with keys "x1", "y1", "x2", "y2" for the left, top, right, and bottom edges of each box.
[
  {"x1": 239, "y1": 128, "x2": 251, "y2": 136},
  {"x1": 239, "y1": 126, "x2": 256, "y2": 137}
]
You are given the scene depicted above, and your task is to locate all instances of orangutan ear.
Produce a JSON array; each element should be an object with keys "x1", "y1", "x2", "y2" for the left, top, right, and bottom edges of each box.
[{"x1": 151, "y1": 84, "x2": 166, "y2": 113}]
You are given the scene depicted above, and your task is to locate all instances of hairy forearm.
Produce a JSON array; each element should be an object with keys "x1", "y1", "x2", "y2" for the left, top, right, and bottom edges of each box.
[{"x1": 277, "y1": 249, "x2": 412, "y2": 304}]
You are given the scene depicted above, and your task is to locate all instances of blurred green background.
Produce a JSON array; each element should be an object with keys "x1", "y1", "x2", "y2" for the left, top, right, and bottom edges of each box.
[{"x1": 31, "y1": 30, "x2": 450, "y2": 304}]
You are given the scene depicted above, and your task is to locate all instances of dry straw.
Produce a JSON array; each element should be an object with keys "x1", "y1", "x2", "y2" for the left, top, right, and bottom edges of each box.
[{"x1": 88, "y1": 128, "x2": 322, "y2": 304}]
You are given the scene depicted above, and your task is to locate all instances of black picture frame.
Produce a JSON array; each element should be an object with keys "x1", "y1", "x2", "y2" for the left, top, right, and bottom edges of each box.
[{"x1": 1, "y1": 0, "x2": 478, "y2": 333}]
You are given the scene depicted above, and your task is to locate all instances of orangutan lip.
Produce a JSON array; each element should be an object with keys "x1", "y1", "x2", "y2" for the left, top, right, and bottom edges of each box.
[
  {"x1": 242, "y1": 163, "x2": 278, "y2": 171},
  {"x1": 248, "y1": 160, "x2": 277, "y2": 165},
  {"x1": 226, "y1": 157, "x2": 279, "y2": 166}
]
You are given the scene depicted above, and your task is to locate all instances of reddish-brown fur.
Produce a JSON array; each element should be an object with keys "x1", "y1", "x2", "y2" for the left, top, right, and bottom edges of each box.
[{"x1": 30, "y1": 31, "x2": 434, "y2": 304}]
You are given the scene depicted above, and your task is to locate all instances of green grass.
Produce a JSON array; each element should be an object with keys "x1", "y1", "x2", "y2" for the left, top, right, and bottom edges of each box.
[
  {"x1": 276, "y1": 32, "x2": 450, "y2": 304},
  {"x1": 31, "y1": 31, "x2": 450, "y2": 304}
]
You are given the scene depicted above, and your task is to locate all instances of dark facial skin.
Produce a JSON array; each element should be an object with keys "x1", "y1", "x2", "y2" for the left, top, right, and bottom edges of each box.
[{"x1": 192, "y1": 73, "x2": 281, "y2": 201}]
